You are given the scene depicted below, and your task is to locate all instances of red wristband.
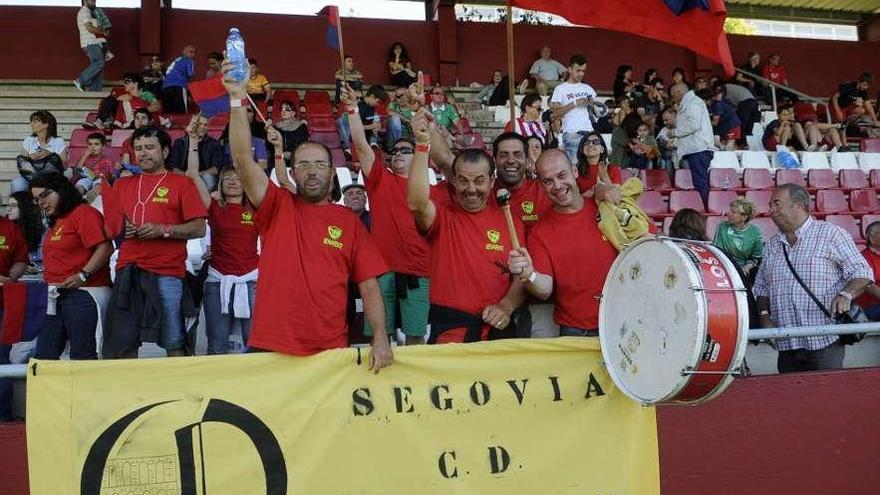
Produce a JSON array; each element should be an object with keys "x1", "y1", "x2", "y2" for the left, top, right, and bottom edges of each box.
[{"x1": 415, "y1": 143, "x2": 430, "y2": 153}]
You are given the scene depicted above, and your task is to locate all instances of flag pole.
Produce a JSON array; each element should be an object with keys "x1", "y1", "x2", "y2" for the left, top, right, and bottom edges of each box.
[
  {"x1": 506, "y1": 4, "x2": 516, "y2": 126},
  {"x1": 336, "y1": 9, "x2": 347, "y2": 82}
]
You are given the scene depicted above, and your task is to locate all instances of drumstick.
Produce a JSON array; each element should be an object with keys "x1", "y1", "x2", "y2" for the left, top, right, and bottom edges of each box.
[{"x1": 495, "y1": 189, "x2": 521, "y2": 250}]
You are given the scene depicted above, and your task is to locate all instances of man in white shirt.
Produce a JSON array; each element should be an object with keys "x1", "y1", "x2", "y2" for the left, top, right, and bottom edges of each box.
[
  {"x1": 519, "y1": 46, "x2": 567, "y2": 96},
  {"x1": 549, "y1": 54, "x2": 597, "y2": 163},
  {"x1": 74, "y1": 0, "x2": 107, "y2": 92},
  {"x1": 669, "y1": 83, "x2": 715, "y2": 205}
]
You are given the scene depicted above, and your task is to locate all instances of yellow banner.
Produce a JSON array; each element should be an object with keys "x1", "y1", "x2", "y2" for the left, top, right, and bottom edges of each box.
[{"x1": 26, "y1": 338, "x2": 659, "y2": 495}]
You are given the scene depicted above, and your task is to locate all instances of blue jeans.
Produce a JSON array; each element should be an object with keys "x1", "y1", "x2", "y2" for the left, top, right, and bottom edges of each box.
[
  {"x1": 562, "y1": 132, "x2": 582, "y2": 164},
  {"x1": 34, "y1": 289, "x2": 98, "y2": 360},
  {"x1": 336, "y1": 115, "x2": 352, "y2": 149},
  {"x1": 203, "y1": 280, "x2": 256, "y2": 354},
  {"x1": 157, "y1": 276, "x2": 185, "y2": 351},
  {"x1": 559, "y1": 325, "x2": 598, "y2": 337},
  {"x1": 683, "y1": 150, "x2": 713, "y2": 206},
  {"x1": 77, "y1": 43, "x2": 105, "y2": 91},
  {"x1": 386, "y1": 115, "x2": 404, "y2": 149},
  {"x1": 0, "y1": 341, "x2": 10, "y2": 421}
]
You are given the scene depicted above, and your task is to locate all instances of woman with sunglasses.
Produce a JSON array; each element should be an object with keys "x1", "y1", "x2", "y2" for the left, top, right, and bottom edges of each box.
[
  {"x1": 30, "y1": 173, "x2": 113, "y2": 360},
  {"x1": 271, "y1": 100, "x2": 309, "y2": 162},
  {"x1": 575, "y1": 131, "x2": 621, "y2": 192}
]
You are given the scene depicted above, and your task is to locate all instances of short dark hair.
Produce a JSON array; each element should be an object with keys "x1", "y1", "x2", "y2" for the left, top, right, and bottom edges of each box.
[
  {"x1": 365, "y1": 85, "x2": 387, "y2": 101},
  {"x1": 669, "y1": 208, "x2": 708, "y2": 241},
  {"x1": 859, "y1": 72, "x2": 874, "y2": 84},
  {"x1": 569, "y1": 54, "x2": 586, "y2": 67},
  {"x1": 452, "y1": 148, "x2": 495, "y2": 178},
  {"x1": 207, "y1": 51, "x2": 223, "y2": 61},
  {"x1": 87, "y1": 132, "x2": 106, "y2": 144},
  {"x1": 29, "y1": 110, "x2": 58, "y2": 139},
  {"x1": 29, "y1": 173, "x2": 86, "y2": 221},
  {"x1": 132, "y1": 126, "x2": 172, "y2": 151},
  {"x1": 867, "y1": 221, "x2": 880, "y2": 243},
  {"x1": 519, "y1": 94, "x2": 541, "y2": 113},
  {"x1": 492, "y1": 132, "x2": 528, "y2": 161},
  {"x1": 134, "y1": 108, "x2": 152, "y2": 120},
  {"x1": 391, "y1": 137, "x2": 416, "y2": 150},
  {"x1": 122, "y1": 72, "x2": 144, "y2": 89},
  {"x1": 344, "y1": 54, "x2": 354, "y2": 61},
  {"x1": 776, "y1": 183, "x2": 811, "y2": 212}
]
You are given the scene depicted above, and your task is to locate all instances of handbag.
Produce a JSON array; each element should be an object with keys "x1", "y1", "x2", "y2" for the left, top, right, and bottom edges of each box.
[{"x1": 782, "y1": 244, "x2": 867, "y2": 345}]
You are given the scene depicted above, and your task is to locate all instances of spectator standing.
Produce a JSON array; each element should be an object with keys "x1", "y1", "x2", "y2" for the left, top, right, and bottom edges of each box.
[
  {"x1": 246, "y1": 58, "x2": 272, "y2": 102},
  {"x1": 521, "y1": 46, "x2": 567, "y2": 96},
  {"x1": 387, "y1": 42, "x2": 417, "y2": 88},
  {"x1": 337, "y1": 85, "x2": 386, "y2": 152},
  {"x1": 504, "y1": 94, "x2": 547, "y2": 145},
  {"x1": 74, "y1": 0, "x2": 106, "y2": 92},
  {"x1": 855, "y1": 222, "x2": 880, "y2": 320},
  {"x1": 8, "y1": 191, "x2": 46, "y2": 273},
  {"x1": 205, "y1": 52, "x2": 223, "y2": 79},
  {"x1": 221, "y1": 62, "x2": 393, "y2": 369},
  {"x1": 508, "y1": 149, "x2": 619, "y2": 337},
  {"x1": 142, "y1": 56, "x2": 165, "y2": 96},
  {"x1": 707, "y1": 86, "x2": 742, "y2": 151},
  {"x1": 669, "y1": 83, "x2": 714, "y2": 205},
  {"x1": 550, "y1": 54, "x2": 598, "y2": 163},
  {"x1": 754, "y1": 184, "x2": 873, "y2": 373},
  {"x1": 734, "y1": 52, "x2": 765, "y2": 102},
  {"x1": 168, "y1": 114, "x2": 227, "y2": 190},
  {"x1": 101, "y1": 127, "x2": 208, "y2": 358},
  {"x1": 713, "y1": 198, "x2": 763, "y2": 278},
  {"x1": 162, "y1": 45, "x2": 197, "y2": 114},
  {"x1": 334, "y1": 55, "x2": 364, "y2": 103},
  {"x1": 0, "y1": 213, "x2": 29, "y2": 422},
  {"x1": 31, "y1": 174, "x2": 112, "y2": 361},
  {"x1": 723, "y1": 82, "x2": 760, "y2": 142},
  {"x1": 613, "y1": 65, "x2": 637, "y2": 101}
]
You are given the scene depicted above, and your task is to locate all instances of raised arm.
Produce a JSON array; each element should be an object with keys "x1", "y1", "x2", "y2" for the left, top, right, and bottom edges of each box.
[
  {"x1": 410, "y1": 108, "x2": 454, "y2": 178},
  {"x1": 340, "y1": 83, "x2": 376, "y2": 178},
  {"x1": 221, "y1": 59, "x2": 269, "y2": 207},
  {"x1": 407, "y1": 118, "x2": 437, "y2": 231},
  {"x1": 184, "y1": 122, "x2": 212, "y2": 209},
  {"x1": 265, "y1": 125, "x2": 295, "y2": 194}
]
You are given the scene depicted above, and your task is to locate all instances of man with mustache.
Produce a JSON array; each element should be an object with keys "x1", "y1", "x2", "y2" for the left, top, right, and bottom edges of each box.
[{"x1": 221, "y1": 61, "x2": 393, "y2": 371}]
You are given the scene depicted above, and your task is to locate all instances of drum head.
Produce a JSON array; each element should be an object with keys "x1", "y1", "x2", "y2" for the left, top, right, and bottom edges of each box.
[{"x1": 599, "y1": 238, "x2": 706, "y2": 404}]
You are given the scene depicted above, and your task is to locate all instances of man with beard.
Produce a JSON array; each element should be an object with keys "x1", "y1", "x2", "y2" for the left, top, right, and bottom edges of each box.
[
  {"x1": 221, "y1": 61, "x2": 393, "y2": 370},
  {"x1": 408, "y1": 115, "x2": 526, "y2": 344},
  {"x1": 342, "y1": 84, "x2": 429, "y2": 345},
  {"x1": 508, "y1": 149, "x2": 618, "y2": 336}
]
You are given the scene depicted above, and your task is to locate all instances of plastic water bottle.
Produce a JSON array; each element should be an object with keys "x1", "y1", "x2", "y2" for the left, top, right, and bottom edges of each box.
[{"x1": 226, "y1": 28, "x2": 247, "y2": 82}]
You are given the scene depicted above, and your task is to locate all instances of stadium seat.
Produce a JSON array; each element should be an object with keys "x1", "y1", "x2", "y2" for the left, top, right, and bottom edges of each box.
[
  {"x1": 743, "y1": 168, "x2": 774, "y2": 190},
  {"x1": 830, "y1": 152, "x2": 859, "y2": 170},
  {"x1": 310, "y1": 131, "x2": 341, "y2": 149},
  {"x1": 752, "y1": 217, "x2": 779, "y2": 239},
  {"x1": 104, "y1": 147, "x2": 122, "y2": 163},
  {"x1": 746, "y1": 134, "x2": 765, "y2": 151},
  {"x1": 330, "y1": 148, "x2": 347, "y2": 167},
  {"x1": 861, "y1": 153, "x2": 880, "y2": 171},
  {"x1": 707, "y1": 190, "x2": 738, "y2": 215},
  {"x1": 639, "y1": 190, "x2": 668, "y2": 217},
  {"x1": 706, "y1": 215, "x2": 724, "y2": 239},
  {"x1": 761, "y1": 111, "x2": 778, "y2": 126},
  {"x1": 815, "y1": 189, "x2": 850, "y2": 215},
  {"x1": 799, "y1": 152, "x2": 830, "y2": 170},
  {"x1": 710, "y1": 151, "x2": 739, "y2": 169},
  {"x1": 69, "y1": 129, "x2": 93, "y2": 147},
  {"x1": 304, "y1": 91, "x2": 333, "y2": 117},
  {"x1": 464, "y1": 132, "x2": 485, "y2": 150},
  {"x1": 662, "y1": 216, "x2": 673, "y2": 235},
  {"x1": 862, "y1": 138, "x2": 880, "y2": 153},
  {"x1": 167, "y1": 129, "x2": 185, "y2": 142},
  {"x1": 806, "y1": 169, "x2": 837, "y2": 191},
  {"x1": 641, "y1": 169, "x2": 674, "y2": 193},
  {"x1": 741, "y1": 151, "x2": 771, "y2": 169},
  {"x1": 458, "y1": 119, "x2": 472, "y2": 134},
  {"x1": 771, "y1": 149, "x2": 800, "y2": 169},
  {"x1": 861, "y1": 214, "x2": 880, "y2": 238},
  {"x1": 849, "y1": 189, "x2": 880, "y2": 215},
  {"x1": 825, "y1": 214, "x2": 862, "y2": 242},
  {"x1": 336, "y1": 167, "x2": 353, "y2": 189},
  {"x1": 308, "y1": 115, "x2": 337, "y2": 132},
  {"x1": 709, "y1": 167, "x2": 741, "y2": 190},
  {"x1": 745, "y1": 190, "x2": 772, "y2": 216},
  {"x1": 110, "y1": 129, "x2": 133, "y2": 148},
  {"x1": 775, "y1": 169, "x2": 806, "y2": 187},
  {"x1": 674, "y1": 169, "x2": 694, "y2": 190},
  {"x1": 839, "y1": 169, "x2": 869, "y2": 190},
  {"x1": 669, "y1": 190, "x2": 705, "y2": 213},
  {"x1": 67, "y1": 146, "x2": 86, "y2": 165}
]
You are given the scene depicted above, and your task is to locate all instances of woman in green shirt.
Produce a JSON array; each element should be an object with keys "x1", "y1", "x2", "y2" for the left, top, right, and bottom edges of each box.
[{"x1": 713, "y1": 197, "x2": 764, "y2": 279}]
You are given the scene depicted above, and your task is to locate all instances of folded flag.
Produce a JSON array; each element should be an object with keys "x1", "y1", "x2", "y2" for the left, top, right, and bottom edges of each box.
[
  {"x1": 188, "y1": 75, "x2": 229, "y2": 118},
  {"x1": 509, "y1": 0, "x2": 734, "y2": 76},
  {"x1": 0, "y1": 282, "x2": 48, "y2": 345},
  {"x1": 318, "y1": 5, "x2": 341, "y2": 50}
]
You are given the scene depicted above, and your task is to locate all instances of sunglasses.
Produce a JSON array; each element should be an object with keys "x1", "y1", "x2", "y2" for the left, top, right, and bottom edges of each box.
[
  {"x1": 390, "y1": 147, "x2": 414, "y2": 156},
  {"x1": 584, "y1": 139, "x2": 603, "y2": 146}
]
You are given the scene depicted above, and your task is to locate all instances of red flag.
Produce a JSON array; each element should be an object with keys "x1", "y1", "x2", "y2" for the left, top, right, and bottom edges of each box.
[{"x1": 509, "y1": 0, "x2": 735, "y2": 76}]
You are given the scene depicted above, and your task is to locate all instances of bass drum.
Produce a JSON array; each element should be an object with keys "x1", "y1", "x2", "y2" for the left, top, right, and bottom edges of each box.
[{"x1": 598, "y1": 237, "x2": 749, "y2": 405}]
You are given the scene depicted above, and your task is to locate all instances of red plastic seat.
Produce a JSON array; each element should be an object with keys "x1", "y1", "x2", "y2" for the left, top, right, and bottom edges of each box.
[
  {"x1": 308, "y1": 115, "x2": 337, "y2": 133},
  {"x1": 706, "y1": 215, "x2": 724, "y2": 239},
  {"x1": 674, "y1": 169, "x2": 694, "y2": 190},
  {"x1": 815, "y1": 189, "x2": 851, "y2": 215},
  {"x1": 743, "y1": 168, "x2": 773, "y2": 190},
  {"x1": 775, "y1": 169, "x2": 806, "y2": 187},
  {"x1": 110, "y1": 129, "x2": 133, "y2": 148},
  {"x1": 806, "y1": 169, "x2": 837, "y2": 191},
  {"x1": 67, "y1": 146, "x2": 87, "y2": 165},
  {"x1": 639, "y1": 190, "x2": 669, "y2": 217},
  {"x1": 103, "y1": 147, "x2": 122, "y2": 163},
  {"x1": 745, "y1": 190, "x2": 772, "y2": 216},
  {"x1": 752, "y1": 217, "x2": 779, "y2": 239},
  {"x1": 861, "y1": 214, "x2": 880, "y2": 238},
  {"x1": 69, "y1": 129, "x2": 93, "y2": 147},
  {"x1": 167, "y1": 129, "x2": 185, "y2": 143},
  {"x1": 464, "y1": 132, "x2": 485, "y2": 150},
  {"x1": 330, "y1": 148, "x2": 347, "y2": 167},
  {"x1": 709, "y1": 167, "x2": 741, "y2": 190},
  {"x1": 641, "y1": 169, "x2": 674, "y2": 193},
  {"x1": 825, "y1": 214, "x2": 862, "y2": 241},
  {"x1": 849, "y1": 189, "x2": 880, "y2": 214},
  {"x1": 839, "y1": 169, "x2": 869, "y2": 190},
  {"x1": 458, "y1": 119, "x2": 473, "y2": 134},
  {"x1": 708, "y1": 190, "x2": 739, "y2": 215},
  {"x1": 870, "y1": 170, "x2": 880, "y2": 189},
  {"x1": 669, "y1": 190, "x2": 706, "y2": 213},
  {"x1": 310, "y1": 131, "x2": 341, "y2": 149},
  {"x1": 862, "y1": 138, "x2": 880, "y2": 153},
  {"x1": 304, "y1": 91, "x2": 333, "y2": 117}
]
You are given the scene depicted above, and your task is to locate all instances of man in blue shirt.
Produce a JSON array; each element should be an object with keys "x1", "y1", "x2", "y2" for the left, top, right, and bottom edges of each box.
[{"x1": 161, "y1": 45, "x2": 196, "y2": 113}]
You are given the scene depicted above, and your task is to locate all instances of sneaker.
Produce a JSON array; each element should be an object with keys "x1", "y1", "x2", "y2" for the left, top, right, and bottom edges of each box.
[
  {"x1": 73, "y1": 79, "x2": 84, "y2": 92},
  {"x1": 82, "y1": 121, "x2": 98, "y2": 129},
  {"x1": 104, "y1": 51, "x2": 115, "y2": 62}
]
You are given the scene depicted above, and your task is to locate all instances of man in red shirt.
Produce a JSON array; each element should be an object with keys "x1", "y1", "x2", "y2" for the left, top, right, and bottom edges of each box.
[
  {"x1": 408, "y1": 117, "x2": 526, "y2": 344},
  {"x1": 222, "y1": 61, "x2": 393, "y2": 370},
  {"x1": 856, "y1": 221, "x2": 880, "y2": 320},
  {"x1": 508, "y1": 149, "x2": 618, "y2": 336},
  {"x1": 102, "y1": 126, "x2": 207, "y2": 358},
  {"x1": 0, "y1": 215, "x2": 28, "y2": 421},
  {"x1": 341, "y1": 84, "x2": 429, "y2": 345},
  {"x1": 761, "y1": 54, "x2": 789, "y2": 88}
]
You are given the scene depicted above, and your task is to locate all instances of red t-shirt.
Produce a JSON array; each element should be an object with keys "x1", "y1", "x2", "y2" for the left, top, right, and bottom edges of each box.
[
  {"x1": 528, "y1": 200, "x2": 618, "y2": 329},
  {"x1": 365, "y1": 151, "x2": 431, "y2": 277},
  {"x1": 576, "y1": 164, "x2": 623, "y2": 192},
  {"x1": 496, "y1": 179, "x2": 553, "y2": 233},
  {"x1": 249, "y1": 183, "x2": 388, "y2": 355},
  {"x1": 111, "y1": 173, "x2": 207, "y2": 278},
  {"x1": 121, "y1": 137, "x2": 136, "y2": 164},
  {"x1": 208, "y1": 201, "x2": 259, "y2": 276},
  {"x1": 43, "y1": 204, "x2": 111, "y2": 287},
  {"x1": 425, "y1": 201, "x2": 525, "y2": 339},
  {"x1": 0, "y1": 218, "x2": 28, "y2": 305},
  {"x1": 82, "y1": 154, "x2": 117, "y2": 183},
  {"x1": 761, "y1": 65, "x2": 788, "y2": 85},
  {"x1": 114, "y1": 96, "x2": 149, "y2": 125},
  {"x1": 856, "y1": 248, "x2": 880, "y2": 308}
]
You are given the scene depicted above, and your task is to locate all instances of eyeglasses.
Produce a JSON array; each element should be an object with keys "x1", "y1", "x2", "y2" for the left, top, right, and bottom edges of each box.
[
  {"x1": 293, "y1": 160, "x2": 332, "y2": 171},
  {"x1": 584, "y1": 139, "x2": 603, "y2": 146},
  {"x1": 280, "y1": 106, "x2": 294, "y2": 112},
  {"x1": 33, "y1": 189, "x2": 54, "y2": 204},
  {"x1": 390, "y1": 147, "x2": 414, "y2": 156}
]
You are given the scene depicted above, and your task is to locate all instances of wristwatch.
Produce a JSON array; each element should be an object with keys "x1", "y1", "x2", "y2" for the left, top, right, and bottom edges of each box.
[{"x1": 78, "y1": 270, "x2": 93, "y2": 283}]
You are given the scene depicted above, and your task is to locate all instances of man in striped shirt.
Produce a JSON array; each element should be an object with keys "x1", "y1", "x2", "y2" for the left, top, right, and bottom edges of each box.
[{"x1": 754, "y1": 184, "x2": 873, "y2": 373}]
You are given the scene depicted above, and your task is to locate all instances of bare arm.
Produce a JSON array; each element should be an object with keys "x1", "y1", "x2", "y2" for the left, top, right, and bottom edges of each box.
[
  {"x1": 340, "y1": 83, "x2": 376, "y2": 178},
  {"x1": 266, "y1": 126, "x2": 295, "y2": 194},
  {"x1": 508, "y1": 247, "x2": 553, "y2": 300},
  {"x1": 221, "y1": 59, "x2": 269, "y2": 207},
  {"x1": 358, "y1": 277, "x2": 394, "y2": 372},
  {"x1": 185, "y1": 145, "x2": 212, "y2": 209},
  {"x1": 756, "y1": 296, "x2": 773, "y2": 328},
  {"x1": 168, "y1": 218, "x2": 206, "y2": 240},
  {"x1": 407, "y1": 121, "x2": 437, "y2": 231},
  {"x1": 9, "y1": 261, "x2": 27, "y2": 282}
]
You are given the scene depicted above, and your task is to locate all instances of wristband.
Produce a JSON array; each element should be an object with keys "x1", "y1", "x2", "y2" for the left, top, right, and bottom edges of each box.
[
  {"x1": 415, "y1": 143, "x2": 430, "y2": 153},
  {"x1": 346, "y1": 106, "x2": 359, "y2": 116},
  {"x1": 230, "y1": 98, "x2": 245, "y2": 108},
  {"x1": 522, "y1": 270, "x2": 537, "y2": 283}
]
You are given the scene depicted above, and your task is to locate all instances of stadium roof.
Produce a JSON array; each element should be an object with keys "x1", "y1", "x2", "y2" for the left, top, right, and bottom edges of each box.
[{"x1": 725, "y1": 0, "x2": 880, "y2": 23}]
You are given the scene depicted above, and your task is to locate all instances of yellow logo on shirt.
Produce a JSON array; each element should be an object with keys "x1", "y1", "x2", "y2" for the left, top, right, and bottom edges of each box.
[
  {"x1": 0, "y1": 235, "x2": 7, "y2": 250},
  {"x1": 485, "y1": 229, "x2": 503, "y2": 252},
  {"x1": 323, "y1": 225, "x2": 344, "y2": 249},
  {"x1": 153, "y1": 186, "x2": 171, "y2": 203},
  {"x1": 521, "y1": 200, "x2": 539, "y2": 222},
  {"x1": 241, "y1": 211, "x2": 254, "y2": 226},
  {"x1": 50, "y1": 226, "x2": 63, "y2": 242}
]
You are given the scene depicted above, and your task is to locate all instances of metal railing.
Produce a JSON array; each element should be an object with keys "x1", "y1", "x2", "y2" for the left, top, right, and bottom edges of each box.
[{"x1": 734, "y1": 68, "x2": 833, "y2": 124}]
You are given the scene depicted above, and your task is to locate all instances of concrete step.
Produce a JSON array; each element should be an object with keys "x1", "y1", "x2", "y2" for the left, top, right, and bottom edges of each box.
[
  {"x1": 0, "y1": 109, "x2": 90, "y2": 122},
  {"x1": 0, "y1": 123, "x2": 83, "y2": 134},
  {"x1": 0, "y1": 99, "x2": 99, "y2": 110},
  {"x1": 0, "y1": 89, "x2": 105, "y2": 99}
]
